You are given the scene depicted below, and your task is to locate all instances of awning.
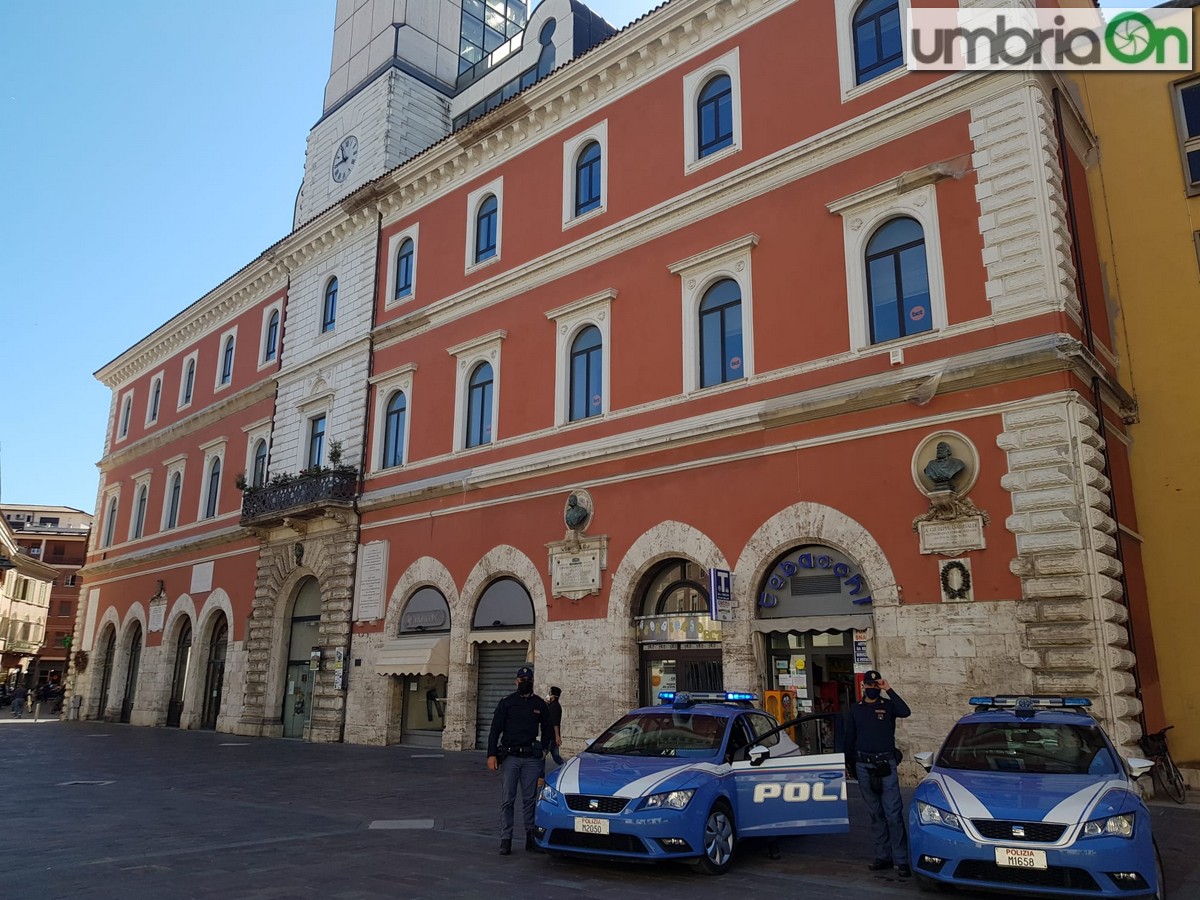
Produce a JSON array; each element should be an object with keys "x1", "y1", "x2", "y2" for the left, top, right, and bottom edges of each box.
[
  {"x1": 467, "y1": 628, "x2": 532, "y2": 647},
  {"x1": 751, "y1": 615, "x2": 873, "y2": 634},
  {"x1": 375, "y1": 635, "x2": 450, "y2": 678}
]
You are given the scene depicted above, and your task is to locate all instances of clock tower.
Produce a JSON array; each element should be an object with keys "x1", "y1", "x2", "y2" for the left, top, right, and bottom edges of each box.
[{"x1": 294, "y1": 0, "x2": 528, "y2": 226}]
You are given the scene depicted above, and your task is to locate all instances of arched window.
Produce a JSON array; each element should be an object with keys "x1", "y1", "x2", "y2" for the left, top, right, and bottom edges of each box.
[
  {"x1": 395, "y1": 239, "x2": 414, "y2": 300},
  {"x1": 865, "y1": 216, "x2": 931, "y2": 344},
  {"x1": 205, "y1": 457, "x2": 221, "y2": 519},
  {"x1": 102, "y1": 497, "x2": 118, "y2": 548},
  {"x1": 252, "y1": 440, "x2": 268, "y2": 488},
  {"x1": 264, "y1": 310, "x2": 280, "y2": 362},
  {"x1": 382, "y1": 391, "x2": 407, "y2": 468},
  {"x1": 574, "y1": 141, "x2": 602, "y2": 216},
  {"x1": 698, "y1": 278, "x2": 744, "y2": 388},
  {"x1": 537, "y1": 19, "x2": 557, "y2": 79},
  {"x1": 853, "y1": 0, "x2": 903, "y2": 85},
  {"x1": 399, "y1": 587, "x2": 451, "y2": 634},
  {"x1": 119, "y1": 396, "x2": 133, "y2": 438},
  {"x1": 182, "y1": 359, "x2": 195, "y2": 405},
  {"x1": 220, "y1": 337, "x2": 235, "y2": 385},
  {"x1": 322, "y1": 278, "x2": 338, "y2": 332},
  {"x1": 475, "y1": 196, "x2": 498, "y2": 263},
  {"x1": 473, "y1": 577, "x2": 534, "y2": 628},
  {"x1": 568, "y1": 325, "x2": 603, "y2": 422},
  {"x1": 149, "y1": 378, "x2": 162, "y2": 422},
  {"x1": 132, "y1": 485, "x2": 147, "y2": 539},
  {"x1": 465, "y1": 362, "x2": 493, "y2": 448},
  {"x1": 697, "y1": 74, "x2": 733, "y2": 158},
  {"x1": 166, "y1": 472, "x2": 182, "y2": 529}
]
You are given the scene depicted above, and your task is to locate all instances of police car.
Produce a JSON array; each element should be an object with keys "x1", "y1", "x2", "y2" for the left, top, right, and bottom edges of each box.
[
  {"x1": 532, "y1": 691, "x2": 848, "y2": 874},
  {"x1": 909, "y1": 696, "x2": 1164, "y2": 898}
]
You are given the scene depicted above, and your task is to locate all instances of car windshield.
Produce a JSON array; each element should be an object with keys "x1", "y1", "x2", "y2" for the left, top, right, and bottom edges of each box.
[
  {"x1": 936, "y1": 720, "x2": 1119, "y2": 775},
  {"x1": 587, "y1": 711, "x2": 727, "y2": 758}
]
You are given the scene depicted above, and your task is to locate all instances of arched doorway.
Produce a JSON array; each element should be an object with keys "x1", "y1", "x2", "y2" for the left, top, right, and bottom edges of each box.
[
  {"x1": 386, "y1": 587, "x2": 451, "y2": 747},
  {"x1": 633, "y1": 558, "x2": 722, "y2": 705},
  {"x1": 755, "y1": 544, "x2": 874, "y2": 753},
  {"x1": 281, "y1": 577, "x2": 321, "y2": 739},
  {"x1": 472, "y1": 577, "x2": 533, "y2": 749},
  {"x1": 96, "y1": 627, "x2": 117, "y2": 720},
  {"x1": 119, "y1": 622, "x2": 143, "y2": 724},
  {"x1": 201, "y1": 615, "x2": 228, "y2": 730},
  {"x1": 166, "y1": 620, "x2": 192, "y2": 727}
]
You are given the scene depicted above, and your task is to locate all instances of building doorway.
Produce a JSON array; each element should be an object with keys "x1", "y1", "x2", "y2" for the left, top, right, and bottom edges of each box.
[
  {"x1": 96, "y1": 627, "x2": 116, "y2": 720},
  {"x1": 120, "y1": 622, "x2": 143, "y2": 724},
  {"x1": 634, "y1": 559, "x2": 723, "y2": 706},
  {"x1": 201, "y1": 615, "x2": 228, "y2": 730},
  {"x1": 281, "y1": 577, "x2": 321, "y2": 739},
  {"x1": 471, "y1": 577, "x2": 535, "y2": 749},
  {"x1": 166, "y1": 620, "x2": 192, "y2": 727}
]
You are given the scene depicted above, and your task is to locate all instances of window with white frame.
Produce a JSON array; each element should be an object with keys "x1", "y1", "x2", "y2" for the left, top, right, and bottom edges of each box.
[
  {"x1": 146, "y1": 373, "x2": 164, "y2": 425},
  {"x1": 668, "y1": 235, "x2": 758, "y2": 393},
  {"x1": 197, "y1": 439, "x2": 226, "y2": 520},
  {"x1": 241, "y1": 418, "x2": 271, "y2": 489},
  {"x1": 682, "y1": 48, "x2": 742, "y2": 173},
  {"x1": 370, "y1": 365, "x2": 416, "y2": 472},
  {"x1": 562, "y1": 122, "x2": 608, "y2": 227},
  {"x1": 251, "y1": 439, "x2": 269, "y2": 487},
  {"x1": 1172, "y1": 75, "x2": 1200, "y2": 196},
  {"x1": 215, "y1": 327, "x2": 237, "y2": 390},
  {"x1": 449, "y1": 331, "x2": 505, "y2": 451},
  {"x1": 465, "y1": 178, "x2": 504, "y2": 271},
  {"x1": 307, "y1": 414, "x2": 327, "y2": 469},
  {"x1": 827, "y1": 180, "x2": 947, "y2": 352},
  {"x1": 101, "y1": 492, "x2": 119, "y2": 548},
  {"x1": 164, "y1": 470, "x2": 183, "y2": 529},
  {"x1": 322, "y1": 277, "x2": 339, "y2": 333},
  {"x1": 385, "y1": 224, "x2": 419, "y2": 307},
  {"x1": 129, "y1": 476, "x2": 150, "y2": 540},
  {"x1": 834, "y1": 0, "x2": 909, "y2": 101},
  {"x1": 260, "y1": 303, "x2": 282, "y2": 366},
  {"x1": 179, "y1": 352, "x2": 198, "y2": 409},
  {"x1": 547, "y1": 289, "x2": 614, "y2": 426},
  {"x1": 117, "y1": 392, "x2": 134, "y2": 440}
]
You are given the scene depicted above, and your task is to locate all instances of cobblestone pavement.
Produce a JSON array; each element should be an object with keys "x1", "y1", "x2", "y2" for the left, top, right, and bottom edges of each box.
[{"x1": 1, "y1": 720, "x2": 1195, "y2": 899}]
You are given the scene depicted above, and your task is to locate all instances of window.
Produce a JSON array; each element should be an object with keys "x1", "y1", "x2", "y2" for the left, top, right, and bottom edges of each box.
[
  {"x1": 64, "y1": 575, "x2": 77, "y2": 587},
  {"x1": 382, "y1": 391, "x2": 407, "y2": 468},
  {"x1": 865, "y1": 217, "x2": 932, "y2": 344},
  {"x1": 698, "y1": 279, "x2": 744, "y2": 388},
  {"x1": 465, "y1": 362, "x2": 494, "y2": 448},
  {"x1": 132, "y1": 485, "x2": 148, "y2": 539},
  {"x1": 475, "y1": 196, "x2": 498, "y2": 263},
  {"x1": 264, "y1": 310, "x2": 280, "y2": 362},
  {"x1": 308, "y1": 415, "x2": 327, "y2": 469},
  {"x1": 220, "y1": 336, "x2": 235, "y2": 385},
  {"x1": 395, "y1": 239, "x2": 414, "y2": 300},
  {"x1": 166, "y1": 472, "x2": 182, "y2": 529},
  {"x1": 118, "y1": 394, "x2": 133, "y2": 439},
  {"x1": 322, "y1": 278, "x2": 338, "y2": 332},
  {"x1": 251, "y1": 440, "x2": 268, "y2": 488},
  {"x1": 575, "y1": 142, "x2": 602, "y2": 216},
  {"x1": 204, "y1": 457, "x2": 221, "y2": 519},
  {"x1": 1173, "y1": 77, "x2": 1200, "y2": 194},
  {"x1": 102, "y1": 496, "x2": 118, "y2": 548},
  {"x1": 853, "y1": 0, "x2": 903, "y2": 84},
  {"x1": 180, "y1": 356, "x2": 197, "y2": 407},
  {"x1": 147, "y1": 376, "x2": 162, "y2": 424},
  {"x1": 697, "y1": 75, "x2": 733, "y2": 159},
  {"x1": 569, "y1": 325, "x2": 603, "y2": 422}
]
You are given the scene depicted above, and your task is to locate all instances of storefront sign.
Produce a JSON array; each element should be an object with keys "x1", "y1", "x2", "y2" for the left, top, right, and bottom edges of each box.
[
  {"x1": 635, "y1": 614, "x2": 722, "y2": 643},
  {"x1": 759, "y1": 551, "x2": 872, "y2": 608},
  {"x1": 353, "y1": 540, "x2": 388, "y2": 621},
  {"x1": 401, "y1": 609, "x2": 446, "y2": 631},
  {"x1": 707, "y1": 568, "x2": 733, "y2": 621}
]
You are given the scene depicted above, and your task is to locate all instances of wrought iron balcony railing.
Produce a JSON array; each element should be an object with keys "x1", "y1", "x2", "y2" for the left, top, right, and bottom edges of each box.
[{"x1": 240, "y1": 469, "x2": 358, "y2": 526}]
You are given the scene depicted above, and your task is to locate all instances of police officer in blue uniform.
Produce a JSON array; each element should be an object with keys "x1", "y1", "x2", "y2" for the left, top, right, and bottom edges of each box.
[
  {"x1": 487, "y1": 665, "x2": 553, "y2": 855},
  {"x1": 844, "y1": 669, "x2": 912, "y2": 877}
]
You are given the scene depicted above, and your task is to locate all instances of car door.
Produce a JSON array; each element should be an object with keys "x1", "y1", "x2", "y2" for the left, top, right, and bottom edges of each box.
[{"x1": 729, "y1": 712, "x2": 849, "y2": 838}]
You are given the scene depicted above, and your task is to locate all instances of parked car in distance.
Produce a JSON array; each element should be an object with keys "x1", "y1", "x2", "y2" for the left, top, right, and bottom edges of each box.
[{"x1": 909, "y1": 696, "x2": 1163, "y2": 898}]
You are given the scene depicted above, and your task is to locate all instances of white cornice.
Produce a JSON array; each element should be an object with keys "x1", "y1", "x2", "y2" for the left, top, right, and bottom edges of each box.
[
  {"x1": 667, "y1": 234, "x2": 759, "y2": 275},
  {"x1": 544, "y1": 289, "x2": 618, "y2": 322},
  {"x1": 446, "y1": 330, "x2": 508, "y2": 358}
]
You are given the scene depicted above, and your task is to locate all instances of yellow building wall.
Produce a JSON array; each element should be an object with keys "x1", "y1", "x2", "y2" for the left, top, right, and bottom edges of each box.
[{"x1": 1074, "y1": 10, "x2": 1200, "y2": 770}]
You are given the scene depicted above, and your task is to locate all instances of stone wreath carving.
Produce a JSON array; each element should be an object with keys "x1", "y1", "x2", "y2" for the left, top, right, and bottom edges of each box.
[{"x1": 940, "y1": 560, "x2": 972, "y2": 600}]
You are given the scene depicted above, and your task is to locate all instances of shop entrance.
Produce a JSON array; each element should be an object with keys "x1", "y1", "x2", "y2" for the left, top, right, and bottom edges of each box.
[
  {"x1": 201, "y1": 615, "x2": 228, "y2": 730},
  {"x1": 634, "y1": 559, "x2": 723, "y2": 706},
  {"x1": 96, "y1": 628, "x2": 116, "y2": 719},
  {"x1": 166, "y1": 621, "x2": 192, "y2": 728},
  {"x1": 119, "y1": 622, "x2": 142, "y2": 724},
  {"x1": 763, "y1": 630, "x2": 855, "y2": 753},
  {"x1": 281, "y1": 577, "x2": 321, "y2": 739}
]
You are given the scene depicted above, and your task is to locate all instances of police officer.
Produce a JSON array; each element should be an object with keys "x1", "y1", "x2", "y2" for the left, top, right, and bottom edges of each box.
[
  {"x1": 844, "y1": 669, "x2": 911, "y2": 877},
  {"x1": 487, "y1": 665, "x2": 553, "y2": 855}
]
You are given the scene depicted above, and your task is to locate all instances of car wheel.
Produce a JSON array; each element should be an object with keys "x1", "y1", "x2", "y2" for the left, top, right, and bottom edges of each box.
[
  {"x1": 692, "y1": 801, "x2": 735, "y2": 875},
  {"x1": 915, "y1": 873, "x2": 946, "y2": 893}
]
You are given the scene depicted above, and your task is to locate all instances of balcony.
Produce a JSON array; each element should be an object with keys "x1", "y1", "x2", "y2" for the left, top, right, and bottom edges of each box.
[{"x1": 240, "y1": 469, "x2": 358, "y2": 527}]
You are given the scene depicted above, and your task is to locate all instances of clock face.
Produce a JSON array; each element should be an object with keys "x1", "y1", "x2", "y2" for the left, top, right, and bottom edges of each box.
[{"x1": 331, "y1": 135, "x2": 358, "y2": 183}]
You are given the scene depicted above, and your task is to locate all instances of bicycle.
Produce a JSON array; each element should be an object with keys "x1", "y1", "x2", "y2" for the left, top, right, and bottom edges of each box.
[{"x1": 1139, "y1": 725, "x2": 1188, "y2": 804}]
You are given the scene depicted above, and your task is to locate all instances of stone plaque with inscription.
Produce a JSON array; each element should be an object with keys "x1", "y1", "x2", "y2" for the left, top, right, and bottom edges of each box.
[
  {"x1": 552, "y1": 550, "x2": 601, "y2": 598},
  {"x1": 354, "y1": 540, "x2": 388, "y2": 621},
  {"x1": 918, "y1": 516, "x2": 986, "y2": 555},
  {"x1": 148, "y1": 598, "x2": 166, "y2": 633}
]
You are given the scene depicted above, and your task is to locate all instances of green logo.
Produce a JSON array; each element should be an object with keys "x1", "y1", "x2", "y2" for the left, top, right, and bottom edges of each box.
[{"x1": 1106, "y1": 12, "x2": 1189, "y2": 64}]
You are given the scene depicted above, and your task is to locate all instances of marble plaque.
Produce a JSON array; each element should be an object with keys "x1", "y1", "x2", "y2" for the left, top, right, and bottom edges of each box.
[
  {"x1": 190, "y1": 561, "x2": 214, "y2": 594},
  {"x1": 354, "y1": 540, "x2": 388, "y2": 621},
  {"x1": 918, "y1": 516, "x2": 985, "y2": 555},
  {"x1": 148, "y1": 598, "x2": 166, "y2": 633},
  {"x1": 551, "y1": 550, "x2": 601, "y2": 598}
]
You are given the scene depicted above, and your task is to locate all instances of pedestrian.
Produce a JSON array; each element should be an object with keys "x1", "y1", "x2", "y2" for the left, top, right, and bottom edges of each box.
[
  {"x1": 546, "y1": 686, "x2": 564, "y2": 766},
  {"x1": 487, "y1": 665, "x2": 553, "y2": 856},
  {"x1": 11, "y1": 684, "x2": 28, "y2": 719},
  {"x1": 843, "y1": 669, "x2": 911, "y2": 878}
]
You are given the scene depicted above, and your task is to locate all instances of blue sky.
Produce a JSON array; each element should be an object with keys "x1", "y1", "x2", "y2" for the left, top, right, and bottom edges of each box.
[{"x1": 0, "y1": 0, "x2": 651, "y2": 514}]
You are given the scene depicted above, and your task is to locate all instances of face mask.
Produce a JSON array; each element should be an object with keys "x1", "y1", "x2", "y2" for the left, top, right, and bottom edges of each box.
[
  {"x1": 517, "y1": 680, "x2": 533, "y2": 696},
  {"x1": 864, "y1": 687, "x2": 882, "y2": 700}
]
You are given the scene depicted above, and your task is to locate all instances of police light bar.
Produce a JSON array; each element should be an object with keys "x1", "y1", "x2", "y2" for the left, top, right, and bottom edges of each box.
[
  {"x1": 969, "y1": 696, "x2": 1092, "y2": 709},
  {"x1": 658, "y1": 691, "x2": 759, "y2": 707}
]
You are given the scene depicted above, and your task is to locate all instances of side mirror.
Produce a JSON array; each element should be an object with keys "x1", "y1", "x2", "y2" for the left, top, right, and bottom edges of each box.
[
  {"x1": 915, "y1": 751, "x2": 935, "y2": 771},
  {"x1": 1126, "y1": 757, "x2": 1154, "y2": 780},
  {"x1": 749, "y1": 744, "x2": 769, "y2": 767}
]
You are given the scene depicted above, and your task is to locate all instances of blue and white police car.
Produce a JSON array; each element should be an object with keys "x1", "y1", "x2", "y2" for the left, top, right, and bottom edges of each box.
[
  {"x1": 909, "y1": 696, "x2": 1164, "y2": 898},
  {"x1": 533, "y1": 691, "x2": 848, "y2": 875}
]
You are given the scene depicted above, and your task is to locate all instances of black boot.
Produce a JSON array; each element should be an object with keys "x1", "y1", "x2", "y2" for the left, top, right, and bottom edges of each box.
[
  {"x1": 525, "y1": 832, "x2": 544, "y2": 853},
  {"x1": 499, "y1": 838, "x2": 512, "y2": 855},
  {"x1": 867, "y1": 859, "x2": 893, "y2": 871}
]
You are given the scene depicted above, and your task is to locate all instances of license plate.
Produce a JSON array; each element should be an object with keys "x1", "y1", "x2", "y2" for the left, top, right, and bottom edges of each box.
[
  {"x1": 995, "y1": 847, "x2": 1047, "y2": 870},
  {"x1": 574, "y1": 817, "x2": 610, "y2": 835}
]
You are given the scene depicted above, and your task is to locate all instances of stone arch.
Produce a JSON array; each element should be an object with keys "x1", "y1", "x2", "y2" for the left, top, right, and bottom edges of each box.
[
  {"x1": 159, "y1": 594, "x2": 198, "y2": 724},
  {"x1": 384, "y1": 557, "x2": 459, "y2": 636},
  {"x1": 258, "y1": 566, "x2": 320, "y2": 731},
  {"x1": 602, "y1": 521, "x2": 730, "y2": 729},
  {"x1": 186, "y1": 589, "x2": 234, "y2": 730},
  {"x1": 112, "y1": 603, "x2": 148, "y2": 721},
  {"x1": 85, "y1": 610, "x2": 121, "y2": 719}
]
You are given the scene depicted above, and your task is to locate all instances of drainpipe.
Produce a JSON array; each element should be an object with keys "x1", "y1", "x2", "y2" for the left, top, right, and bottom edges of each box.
[{"x1": 1052, "y1": 88, "x2": 1144, "y2": 732}]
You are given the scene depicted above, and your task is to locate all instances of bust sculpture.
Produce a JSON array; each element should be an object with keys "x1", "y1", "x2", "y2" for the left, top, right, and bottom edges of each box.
[
  {"x1": 923, "y1": 441, "x2": 966, "y2": 491},
  {"x1": 564, "y1": 493, "x2": 590, "y2": 531}
]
